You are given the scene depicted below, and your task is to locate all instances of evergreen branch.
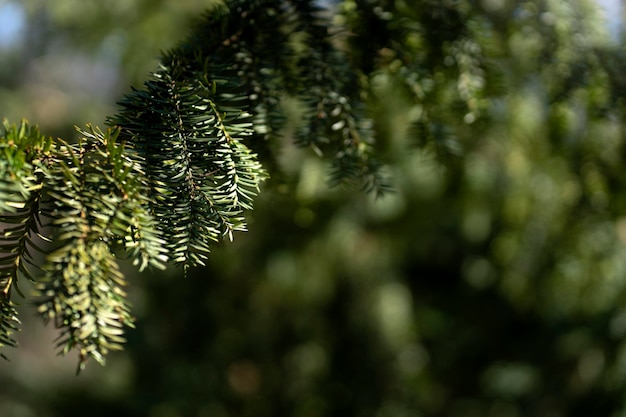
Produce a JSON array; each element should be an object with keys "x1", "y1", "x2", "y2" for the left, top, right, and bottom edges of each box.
[
  {"x1": 77, "y1": 125, "x2": 168, "y2": 271},
  {"x1": 290, "y1": 0, "x2": 390, "y2": 194},
  {"x1": 29, "y1": 127, "x2": 166, "y2": 367},
  {"x1": 0, "y1": 297, "x2": 19, "y2": 360},
  {"x1": 340, "y1": 0, "x2": 489, "y2": 162},
  {"x1": 0, "y1": 120, "x2": 50, "y2": 356},
  {"x1": 110, "y1": 4, "x2": 273, "y2": 268},
  {"x1": 33, "y1": 132, "x2": 144, "y2": 368},
  {"x1": 0, "y1": 189, "x2": 44, "y2": 297},
  {"x1": 36, "y1": 239, "x2": 132, "y2": 373},
  {"x1": 0, "y1": 120, "x2": 48, "y2": 213},
  {"x1": 0, "y1": 0, "x2": 390, "y2": 368},
  {"x1": 206, "y1": 87, "x2": 268, "y2": 229}
]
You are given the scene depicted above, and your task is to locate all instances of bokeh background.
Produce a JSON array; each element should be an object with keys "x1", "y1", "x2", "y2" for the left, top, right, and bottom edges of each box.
[{"x1": 2, "y1": 0, "x2": 626, "y2": 416}]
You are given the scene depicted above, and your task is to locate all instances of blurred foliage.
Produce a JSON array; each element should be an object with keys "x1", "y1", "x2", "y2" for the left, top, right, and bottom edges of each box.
[{"x1": 2, "y1": 0, "x2": 626, "y2": 416}]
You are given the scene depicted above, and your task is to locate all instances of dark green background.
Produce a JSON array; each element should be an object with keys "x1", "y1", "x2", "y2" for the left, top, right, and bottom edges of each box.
[{"x1": 2, "y1": 0, "x2": 626, "y2": 416}]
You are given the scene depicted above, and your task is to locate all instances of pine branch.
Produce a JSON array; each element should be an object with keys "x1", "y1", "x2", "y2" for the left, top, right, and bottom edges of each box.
[
  {"x1": 37, "y1": 239, "x2": 132, "y2": 373},
  {"x1": 0, "y1": 298, "x2": 19, "y2": 360},
  {"x1": 340, "y1": 0, "x2": 489, "y2": 162},
  {"x1": 289, "y1": 0, "x2": 390, "y2": 193},
  {"x1": 0, "y1": 0, "x2": 390, "y2": 369},
  {"x1": 0, "y1": 178, "x2": 44, "y2": 297},
  {"x1": 78, "y1": 126, "x2": 167, "y2": 272},
  {"x1": 33, "y1": 127, "x2": 168, "y2": 367},
  {"x1": 0, "y1": 120, "x2": 50, "y2": 356},
  {"x1": 112, "y1": 56, "x2": 268, "y2": 267}
]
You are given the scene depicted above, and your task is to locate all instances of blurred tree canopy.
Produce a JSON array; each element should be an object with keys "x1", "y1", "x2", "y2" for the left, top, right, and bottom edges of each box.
[{"x1": 2, "y1": 0, "x2": 626, "y2": 416}]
